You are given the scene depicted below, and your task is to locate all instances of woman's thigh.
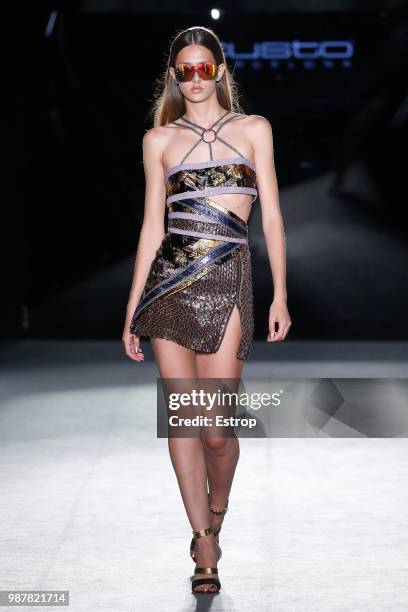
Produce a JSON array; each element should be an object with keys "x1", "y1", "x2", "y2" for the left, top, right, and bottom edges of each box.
[
  {"x1": 195, "y1": 304, "x2": 244, "y2": 438},
  {"x1": 196, "y1": 303, "x2": 245, "y2": 379},
  {"x1": 150, "y1": 337, "x2": 197, "y2": 378}
]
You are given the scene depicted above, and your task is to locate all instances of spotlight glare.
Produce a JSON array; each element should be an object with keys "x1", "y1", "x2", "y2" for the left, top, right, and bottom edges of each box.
[{"x1": 211, "y1": 8, "x2": 220, "y2": 20}]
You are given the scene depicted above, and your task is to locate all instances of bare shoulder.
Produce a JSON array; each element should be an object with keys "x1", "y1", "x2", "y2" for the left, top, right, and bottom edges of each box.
[
  {"x1": 142, "y1": 126, "x2": 172, "y2": 166},
  {"x1": 246, "y1": 114, "x2": 273, "y2": 134},
  {"x1": 235, "y1": 113, "x2": 273, "y2": 142},
  {"x1": 142, "y1": 125, "x2": 169, "y2": 149},
  {"x1": 242, "y1": 115, "x2": 274, "y2": 154}
]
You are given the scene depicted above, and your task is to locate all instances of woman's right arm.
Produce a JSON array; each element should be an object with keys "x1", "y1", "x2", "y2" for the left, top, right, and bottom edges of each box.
[{"x1": 123, "y1": 127, "x2": 167, "y2": 361}]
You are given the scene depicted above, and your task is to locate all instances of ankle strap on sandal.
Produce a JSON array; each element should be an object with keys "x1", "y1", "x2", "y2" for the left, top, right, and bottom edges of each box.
[
  {"x1": 192, "y1": 525, "x2": 213, "y2": 539},
  {"x1": 209, "y1": 505, "x2": 228, "y2": 515},
  {"x1": 209, "y1": 497, "x2": 229, "y2": 515},
  {"x1": 194, "y1": 566, "x2": 218, "y2": 575}
]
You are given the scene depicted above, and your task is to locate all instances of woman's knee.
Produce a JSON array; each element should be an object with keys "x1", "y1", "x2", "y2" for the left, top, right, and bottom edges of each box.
[{"x1": 202, "y1": 435, "x2": 233, "y2": 455}]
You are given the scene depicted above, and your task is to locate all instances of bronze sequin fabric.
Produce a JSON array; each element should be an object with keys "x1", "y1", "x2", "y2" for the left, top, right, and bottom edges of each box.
[
  {"x1": 130, "y1": 214, "x2": 255, "y2": 361},
  {"x1": 166, "y1": 163, "x2": 257, "y2": 198}
]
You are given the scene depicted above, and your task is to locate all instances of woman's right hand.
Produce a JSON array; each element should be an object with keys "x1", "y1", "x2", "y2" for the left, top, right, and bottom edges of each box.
[{"x1": 123, "y1": 322, "x2": 145, "y2": 362}]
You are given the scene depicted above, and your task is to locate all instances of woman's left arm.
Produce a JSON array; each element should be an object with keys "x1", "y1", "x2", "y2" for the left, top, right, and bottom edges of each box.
[{"x1": 250, "y1": 115, "x2": 292, "y2": 342}]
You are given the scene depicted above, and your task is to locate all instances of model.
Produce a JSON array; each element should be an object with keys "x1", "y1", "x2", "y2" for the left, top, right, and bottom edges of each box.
[{"x1": 123, "y1": 26, "x2": 291, "y2": 594}]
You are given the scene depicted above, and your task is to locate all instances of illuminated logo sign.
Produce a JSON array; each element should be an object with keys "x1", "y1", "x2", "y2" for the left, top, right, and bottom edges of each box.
[{"x1": 222, "y1": 40, "x2": 354, "y2": 61}]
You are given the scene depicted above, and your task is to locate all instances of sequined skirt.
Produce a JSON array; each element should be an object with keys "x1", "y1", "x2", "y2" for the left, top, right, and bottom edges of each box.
[{"x1": 129, "y1": 197, "x2": 254, "y2": 361}]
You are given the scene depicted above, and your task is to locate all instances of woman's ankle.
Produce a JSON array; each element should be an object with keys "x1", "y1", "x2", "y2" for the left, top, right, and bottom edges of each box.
[{"x1": 194, "y1": 534, "x2": 218, "y2": 554}]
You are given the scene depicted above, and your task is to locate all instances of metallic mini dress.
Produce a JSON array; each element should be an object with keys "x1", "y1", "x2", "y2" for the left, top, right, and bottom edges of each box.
[{"x1": 129, "y1": 110, "x2": 257, "y2": 361}]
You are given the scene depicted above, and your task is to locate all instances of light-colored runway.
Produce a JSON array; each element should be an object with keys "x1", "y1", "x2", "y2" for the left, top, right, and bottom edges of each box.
[{"x1": 0, "y1": 340, "x2": 407, "y2": 611}]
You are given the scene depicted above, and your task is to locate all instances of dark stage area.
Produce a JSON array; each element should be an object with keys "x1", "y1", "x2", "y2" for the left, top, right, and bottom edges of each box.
[{"x1": 1, "y1": 4, "x2": 407, "y2": 342}]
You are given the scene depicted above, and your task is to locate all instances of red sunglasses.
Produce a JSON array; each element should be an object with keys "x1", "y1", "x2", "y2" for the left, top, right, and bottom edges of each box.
[{"x1": 174, "y1": 62, "x2": 219, "y2": 83}]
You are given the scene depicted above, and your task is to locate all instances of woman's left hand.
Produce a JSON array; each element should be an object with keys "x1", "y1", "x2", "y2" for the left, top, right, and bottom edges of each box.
[{"x1": 267, "y1": 298, "x2": 292, "y2": 342}]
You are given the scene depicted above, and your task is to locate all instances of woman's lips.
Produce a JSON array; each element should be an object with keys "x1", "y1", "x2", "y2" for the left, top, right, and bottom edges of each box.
[{"x1": 191, "y1": 87, "x2": 203, "y2": 92}]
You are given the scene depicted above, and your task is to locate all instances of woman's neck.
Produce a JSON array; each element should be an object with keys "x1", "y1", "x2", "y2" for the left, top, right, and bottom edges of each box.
[{"x1": 182, "y1": 103, "x2": 230, "y2": 129}]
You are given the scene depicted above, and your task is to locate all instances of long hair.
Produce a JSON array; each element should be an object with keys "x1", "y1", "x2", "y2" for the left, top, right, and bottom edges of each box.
[{"x1": 150, "y1": 26, "x2": 243, "y2": 127}]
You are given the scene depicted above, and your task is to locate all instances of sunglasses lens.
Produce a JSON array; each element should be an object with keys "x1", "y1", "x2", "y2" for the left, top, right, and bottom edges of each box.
[
  {"x1": 175, "y1": 65, "x2": 188, "y2": 82},
  {"x1": 201, "y1": 63, "x2": 218, "y2": 80},
  {"x1": 175, "y1": 63, "x2": 218, "y2": 82}
]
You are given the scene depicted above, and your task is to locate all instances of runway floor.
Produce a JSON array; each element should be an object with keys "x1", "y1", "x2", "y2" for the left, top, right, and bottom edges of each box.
[{"x1": 0, "y1": 340, "x2": 407, "y2": 611}]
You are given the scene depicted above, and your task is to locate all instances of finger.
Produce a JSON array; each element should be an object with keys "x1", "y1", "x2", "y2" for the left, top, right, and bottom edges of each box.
[
  {"x1": 277, "y1": 321, "x2": 291, "y2": 341},
  {"x1": 129, "y1": 334, "x2": 137, "y2": 354},
  {"x1": 281, "y1": 322, "x2": 292, "y2": 340},
  {"x1": 126, "y1": 334, "x2": 144, "y2": 361},
  {"x1": 274, "y1": 320, "x2": 286, "y2": 340},
  {"x1": 269, "y1": 320, "x2": 285, "y2": 342},
  {"x1": 132, "y1": 338, "x2": 144, "y2": 360},
  {"x1": 267, "y1": 318, "x2": 277, "y2": 340}
]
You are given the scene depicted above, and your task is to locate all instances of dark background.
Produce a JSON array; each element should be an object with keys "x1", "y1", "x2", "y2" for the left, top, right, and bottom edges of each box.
[{"x1": 1, "y1": 0, "x2": 407, "y2": 341}]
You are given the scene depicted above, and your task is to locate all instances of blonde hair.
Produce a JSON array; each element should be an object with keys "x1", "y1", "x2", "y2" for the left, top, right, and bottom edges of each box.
[{"x1": 149, "y1": 26, "x2": 243, "y2": 127}]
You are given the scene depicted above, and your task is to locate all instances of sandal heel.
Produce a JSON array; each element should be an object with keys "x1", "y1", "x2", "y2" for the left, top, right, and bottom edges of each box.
[{"x1": 191, "y1": 525, "x2": 221, "y2": 594}]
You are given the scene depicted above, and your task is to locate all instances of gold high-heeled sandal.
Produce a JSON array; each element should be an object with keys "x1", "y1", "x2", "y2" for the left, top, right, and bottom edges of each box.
[
  {"x1": 190, "y1": 496, "x2": 228, "y2": 562},
  {"x1": 191, "y1": 525, "x2": 221, "y2": 594}
]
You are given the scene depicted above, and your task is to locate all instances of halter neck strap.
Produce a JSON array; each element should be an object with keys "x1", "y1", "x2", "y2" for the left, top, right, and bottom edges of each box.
[
  {"x1": 178, "y1": 109, "x2": 230, "y2": 131},
  {"x1": 170, "y1": 111, "x2": 248, "y2": 164}
]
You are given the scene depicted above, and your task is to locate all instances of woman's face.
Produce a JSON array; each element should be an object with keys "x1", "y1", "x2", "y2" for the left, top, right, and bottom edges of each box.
[{"x1": 169, "y1": 44, "x2": 225, "y2": 103}]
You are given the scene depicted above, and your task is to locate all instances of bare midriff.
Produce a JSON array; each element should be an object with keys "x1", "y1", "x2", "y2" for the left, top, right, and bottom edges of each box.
[{"x1": 204, "y1": 193, "x2": 253, "y2": 223}]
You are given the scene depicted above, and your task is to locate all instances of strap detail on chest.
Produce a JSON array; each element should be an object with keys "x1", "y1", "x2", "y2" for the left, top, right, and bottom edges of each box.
[{"x1": 171, "y1": 111, "x2": 248, "y2": 164}]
